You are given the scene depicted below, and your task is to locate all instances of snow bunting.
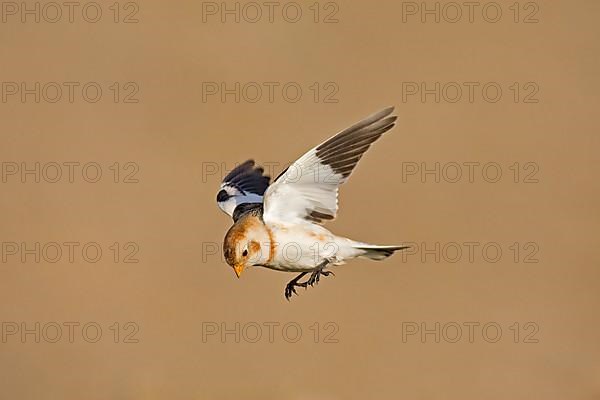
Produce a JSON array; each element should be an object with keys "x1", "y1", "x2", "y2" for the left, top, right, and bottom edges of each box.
[{"x1": 216, "y1": 107, "x2": 409, "y2": 300}]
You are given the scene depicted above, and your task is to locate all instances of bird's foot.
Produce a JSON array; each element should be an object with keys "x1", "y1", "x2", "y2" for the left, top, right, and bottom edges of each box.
[
  {"x1": 284, "y1": 272, "x2": 308, "y2": 301},
  {"x1": 284, "y1": 261, "x2": 334, "y2": 300},
  {"x1": 307, "y1": 265, "x2": 334, "y2": 287}
]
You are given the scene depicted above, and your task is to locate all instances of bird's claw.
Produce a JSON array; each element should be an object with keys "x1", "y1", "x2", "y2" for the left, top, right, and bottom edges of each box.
[
  {"x1": 307, "y1": 268, "x2": 334, "y2": 287},
  {"x1": 284, "y1": 273, "x2": 309, "y2": 300},
  {"x1": 284, "y1": 284, "x2": 296, "y2": 300},
  {"x1": 284, "y1": 262, "x2": 334, "y2": 300}
]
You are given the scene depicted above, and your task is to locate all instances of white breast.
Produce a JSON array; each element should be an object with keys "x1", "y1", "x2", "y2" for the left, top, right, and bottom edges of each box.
[{"x1": 264, "y1": 222, "x2": 359, "y2": 272}]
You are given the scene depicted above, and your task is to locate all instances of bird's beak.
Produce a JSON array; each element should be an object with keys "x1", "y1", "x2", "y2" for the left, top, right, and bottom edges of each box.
[{"x1": 233, "y1": 264, "x2": 244, "y2": 278}]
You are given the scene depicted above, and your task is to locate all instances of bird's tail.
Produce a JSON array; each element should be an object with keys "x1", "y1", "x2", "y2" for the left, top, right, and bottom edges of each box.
[{"x1": 353, "y1": 244, "x2": 410, "y2": 261}]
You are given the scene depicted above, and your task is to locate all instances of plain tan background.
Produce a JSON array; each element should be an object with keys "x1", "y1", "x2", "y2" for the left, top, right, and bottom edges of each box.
[{"x1": 0, "y1": 0, "x2": 599, "y2": 399}]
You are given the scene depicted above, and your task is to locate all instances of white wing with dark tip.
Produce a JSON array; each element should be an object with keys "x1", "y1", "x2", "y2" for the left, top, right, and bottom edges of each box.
[
  {"x1": 216, "y1": 160, "x2": 270, "y2": 218},
  {"x1": 263, "y1": 107, "x2": 397, "y2": 225}
]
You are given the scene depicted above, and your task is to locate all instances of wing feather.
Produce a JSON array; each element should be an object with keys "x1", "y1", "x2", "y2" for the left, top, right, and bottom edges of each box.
[
  {"x1": 263, "y1": 107, "x2": 397, "y2": 225},
  {"x1": 216, "y1": 159, "x2": 270, "y2": 218}
]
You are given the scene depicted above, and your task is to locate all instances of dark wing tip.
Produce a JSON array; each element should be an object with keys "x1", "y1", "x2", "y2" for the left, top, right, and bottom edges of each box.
[
  {"x1": 222, "y1": 159, "x2": 255, "y2": 183},
  {"x1": 315, "y1": 107, "x2": 397, "y2": 178},
  {"x1": 222, "y1": 159, "x2": 271, "y2": 195},
  {"x1": 378, "y1": 106, "x2": 395, "y2": 117},
  {"x1": 363, "y1": 106, "x2": 395, "y2": 124}
]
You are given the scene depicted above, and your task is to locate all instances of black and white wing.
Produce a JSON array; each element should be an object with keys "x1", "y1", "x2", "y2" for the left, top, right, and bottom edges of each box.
[
  {"x1": 216, "y1": 160, "x2": 270, "y2": 218},
  {"x1": 263, "y1": 107, "x2": 396, "y2": 225}
]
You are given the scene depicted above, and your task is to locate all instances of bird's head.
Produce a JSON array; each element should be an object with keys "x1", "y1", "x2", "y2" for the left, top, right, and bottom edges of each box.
[{"x1": 223, "y1": 216, "x2": 270, "y2": 278}]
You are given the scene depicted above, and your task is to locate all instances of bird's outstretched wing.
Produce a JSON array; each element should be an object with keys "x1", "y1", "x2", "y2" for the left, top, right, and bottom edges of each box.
[
  {"x1": 263, "y1": 107, "x2": 396, "y2": 225},
  {"x1": 216, "y1": 160, "x2": 270, "y2": 218}
]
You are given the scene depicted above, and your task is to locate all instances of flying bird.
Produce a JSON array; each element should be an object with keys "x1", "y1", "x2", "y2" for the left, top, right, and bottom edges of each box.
[{"x1": 216, "y1": 107, "x2": 409, "y2": 300}]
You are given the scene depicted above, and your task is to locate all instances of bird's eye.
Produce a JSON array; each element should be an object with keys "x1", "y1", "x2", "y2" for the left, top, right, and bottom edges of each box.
[{"x1": 242, "y1": 249, "x2": 248, "y2": 257}]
